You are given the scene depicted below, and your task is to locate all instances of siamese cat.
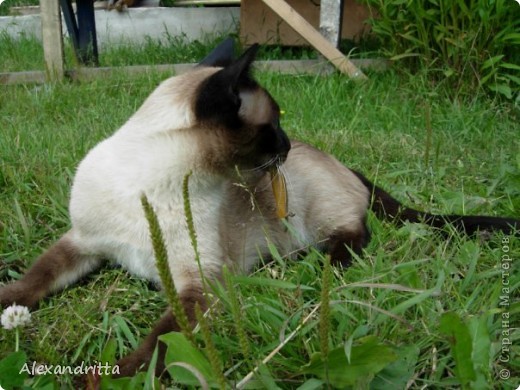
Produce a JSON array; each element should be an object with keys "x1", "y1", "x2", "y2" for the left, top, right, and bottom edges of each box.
[{"x1": 0, "y1": 39, "x2": 518, "y2": 377}]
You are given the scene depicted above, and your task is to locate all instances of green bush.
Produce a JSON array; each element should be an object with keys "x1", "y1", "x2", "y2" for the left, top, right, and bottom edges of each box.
[{"x1": 362, "y1": 0, "x2": 520, "y2": 99}]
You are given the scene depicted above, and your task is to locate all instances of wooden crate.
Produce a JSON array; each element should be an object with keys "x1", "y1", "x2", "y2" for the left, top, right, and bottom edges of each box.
[{"x1": 240, "y1": 0, "x2": 372, "y2": 46}]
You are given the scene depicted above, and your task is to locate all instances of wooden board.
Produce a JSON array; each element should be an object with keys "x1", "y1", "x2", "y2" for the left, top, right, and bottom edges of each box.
[
  {"x1": 0, "y1": 59, "x2": 388, "y2": 85},
  {"x1": 260, "y1": 0, "x2": 366, "y2": 78},
  {"x1": 240, "y1": 0, "x2": 371, "y2": 46}
]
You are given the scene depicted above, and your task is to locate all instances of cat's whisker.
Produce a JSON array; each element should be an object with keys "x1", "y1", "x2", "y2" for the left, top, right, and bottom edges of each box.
[
  {"x1": 245, "y1": 159, "x2": 283, "y2": 175},
  {"x1": 256, "y1": 157, "x2": 279, "y2": 172}
]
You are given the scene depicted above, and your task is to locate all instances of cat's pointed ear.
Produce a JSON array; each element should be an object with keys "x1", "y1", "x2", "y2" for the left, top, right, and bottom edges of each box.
[
  {"x1": 198, "y1": 37, "x2": 236, "y2": 67},
  {"x1": 195, "y1": 44, "x2": 260, "y2": 127},
  {"x1": 220, "y1": 44, "x2": 260, "y2": 89}
]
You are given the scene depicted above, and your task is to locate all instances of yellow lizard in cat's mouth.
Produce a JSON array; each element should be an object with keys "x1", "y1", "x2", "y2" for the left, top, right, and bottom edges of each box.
[{"x1": 270, "y1": 166, "x2": 288, "y2": 219}]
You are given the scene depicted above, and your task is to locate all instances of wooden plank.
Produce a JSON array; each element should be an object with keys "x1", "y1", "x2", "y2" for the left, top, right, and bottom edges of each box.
[
  {"x1": 240, "y1": 0, "x2": 372, "y2": 47},
  {"x1": 319, "y1": 0, "x2": 343, "y2": 47},
  {"x1": 174, "y1": 0, "x2": 240, "y2": 5},
  {"x1": 11, "y1": 2, "x2": 113, "y2": 15},
  {"x1": 40, "y1": 0, "x2": 64, "y2": 81},
  {"x1": 260, "y1": 0, "x2": 366, "y2": 79},
  {"x1": 0, "y1": 59, "x2": 388, "y2": 85},
  {"x1": 67, "y1": 64, "x2": 194, "y2": 81},
  {"x1": 0, "y1": 71, "x2": 47, "y2": 85},
  {"x1": 66, "y1": 61, "x2": 332, "y2": 80}
]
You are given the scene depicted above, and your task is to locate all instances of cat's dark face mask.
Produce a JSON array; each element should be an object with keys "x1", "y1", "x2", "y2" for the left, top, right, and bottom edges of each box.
[{"x1": 194, "y1": 40, "x2": 291, "y2": 173}]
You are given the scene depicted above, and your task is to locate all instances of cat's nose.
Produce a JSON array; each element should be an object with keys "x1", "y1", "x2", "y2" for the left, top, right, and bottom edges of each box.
[{"x1": 276, "y1": 129, "x2": 291, "y2": 161}]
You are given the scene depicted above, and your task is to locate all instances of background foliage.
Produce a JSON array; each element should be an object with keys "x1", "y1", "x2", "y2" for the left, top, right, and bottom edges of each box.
[{"x1": 362, "y1": 0, "x2": 520, "y2": 99}]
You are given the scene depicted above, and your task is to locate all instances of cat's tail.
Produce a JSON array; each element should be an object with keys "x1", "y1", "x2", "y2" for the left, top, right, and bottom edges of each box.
[{"x1": 352, "y1": 170, "x2": 519, "y2": 236}]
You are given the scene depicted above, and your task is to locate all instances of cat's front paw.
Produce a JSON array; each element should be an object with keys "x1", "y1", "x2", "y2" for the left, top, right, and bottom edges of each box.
[
  {"x1": 113, "y1": 351, "x2": 149, "y2": 378},
  {"x1": 114, "y1": 347, "x2": 167, "y2": 378},
  {"x1": 0, "y1": 282, "x2": 39, "y2": 309}
]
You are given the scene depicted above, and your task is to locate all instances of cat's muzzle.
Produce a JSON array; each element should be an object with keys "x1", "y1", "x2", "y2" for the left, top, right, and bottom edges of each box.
[{"x1": 273, "y1": 129, "x2": 291, "y2": 164}]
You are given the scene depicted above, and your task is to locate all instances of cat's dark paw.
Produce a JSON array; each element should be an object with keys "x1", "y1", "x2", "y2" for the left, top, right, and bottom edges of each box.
[
  {"x1": 0, "y1": 282, "x2": 39, "y2": 309},
  {"x1": 113, "y1": 350, "x2": 150, "y2": 378},
  {"x1": 114, "y1": 348, "x2": 166, "y2": 378}
]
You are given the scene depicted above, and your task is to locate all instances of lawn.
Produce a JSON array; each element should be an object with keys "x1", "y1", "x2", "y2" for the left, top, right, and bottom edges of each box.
[{"x1": 0, "y1": 33, "x2": 519, "y2": 389}]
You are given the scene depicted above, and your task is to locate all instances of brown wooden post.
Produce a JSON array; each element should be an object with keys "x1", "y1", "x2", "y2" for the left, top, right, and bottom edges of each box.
[{"x1": 40, "y1": 0, "x2": 65, "y2": 81}]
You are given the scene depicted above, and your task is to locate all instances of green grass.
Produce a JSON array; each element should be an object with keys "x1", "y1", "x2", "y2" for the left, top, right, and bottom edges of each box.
[
  {"x1": 0, "y1": 31, "x2": 233, "y2": 72},
  {"x1": 0, "y1": 34, "x2": 519, "y2": 389},
  {"x1": 0, "y1": 0, "x2": 39, "y2": 16},
  {"x1": 0, "y1": 31, "x2": 373, "y2": 73}
]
